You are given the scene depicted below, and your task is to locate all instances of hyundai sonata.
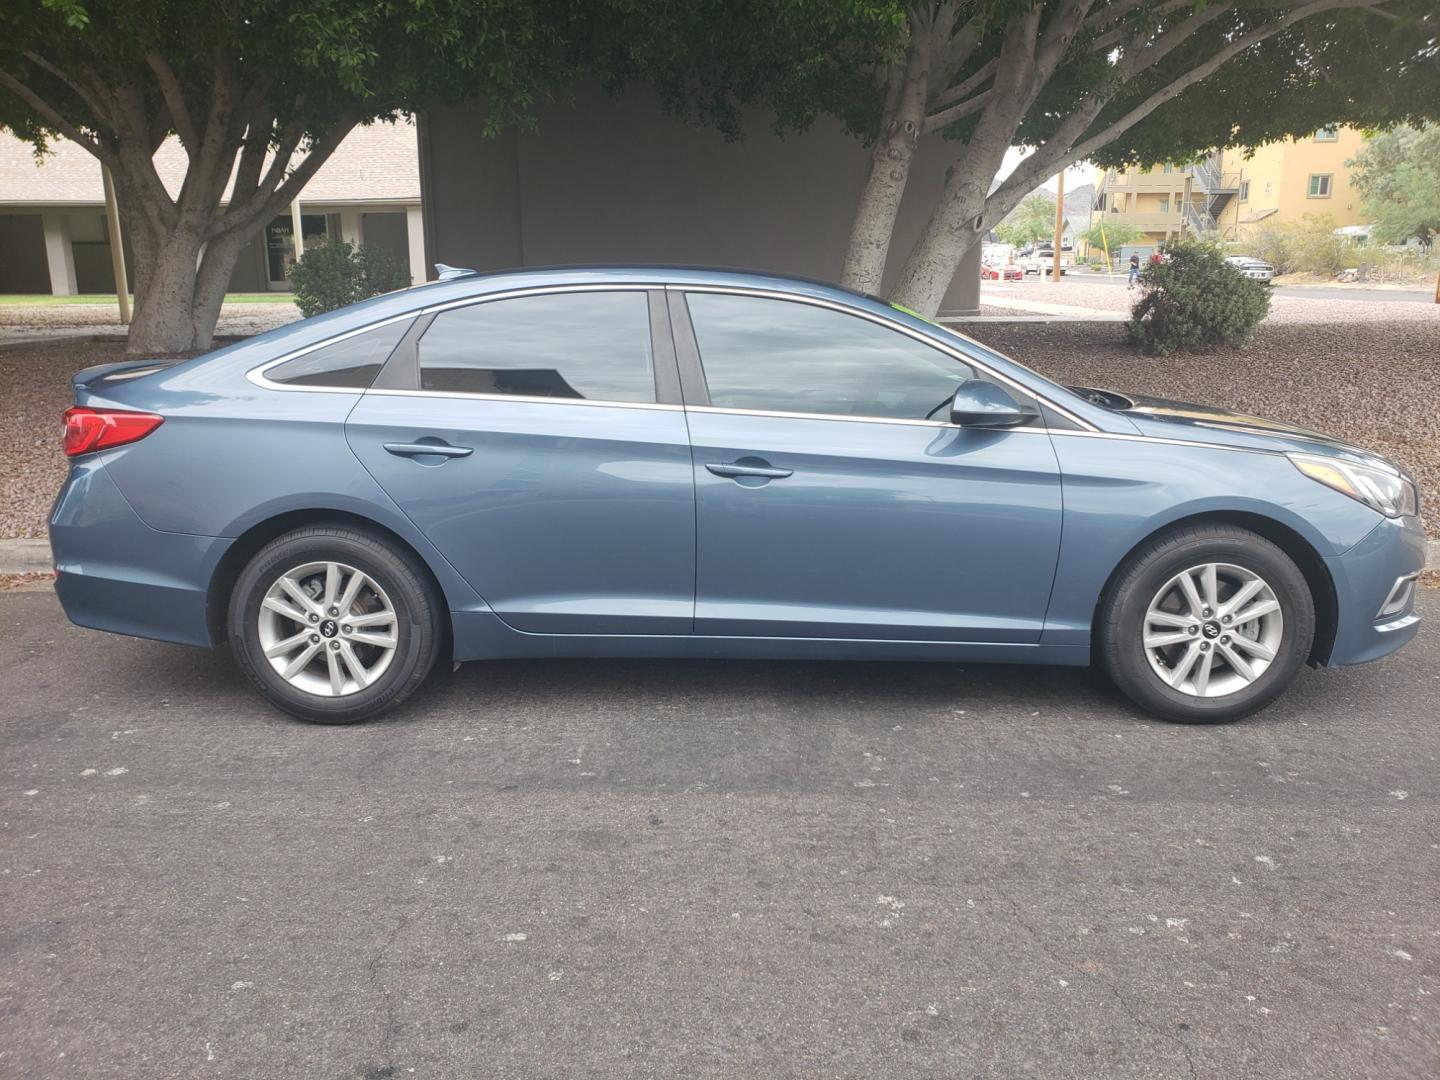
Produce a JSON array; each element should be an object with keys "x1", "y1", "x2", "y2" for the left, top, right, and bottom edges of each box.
[{"x1": 51, "y1": 267, "x2": 1424, "y2": 724}]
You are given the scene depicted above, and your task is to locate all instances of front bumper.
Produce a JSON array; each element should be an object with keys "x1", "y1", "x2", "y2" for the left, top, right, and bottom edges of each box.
[
  {"x1": 1321, "y1": 514, "x2": 1427, "y2": 666},
  {"x1": 49, "y1": 456, "x2": 231, "y2": 648}
]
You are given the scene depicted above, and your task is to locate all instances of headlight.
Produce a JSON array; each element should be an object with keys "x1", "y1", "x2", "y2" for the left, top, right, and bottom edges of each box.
[{"x1": 1288, "y1": 453, "x2": 1419, "y2": 518}]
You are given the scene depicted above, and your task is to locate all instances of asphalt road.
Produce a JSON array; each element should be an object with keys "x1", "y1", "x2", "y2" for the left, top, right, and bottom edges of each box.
[
  {"x1": 1059, "y1": 272, "x2": 1432, "y2": 304},
  {"x1": 2, "y1": 588, "x2": 1437, "y2": 1080}
]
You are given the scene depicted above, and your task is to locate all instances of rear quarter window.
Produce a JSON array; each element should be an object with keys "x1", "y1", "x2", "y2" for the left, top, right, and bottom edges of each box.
[{"x1": 265, "y1": 320, "x2": 411, "y2": 388}]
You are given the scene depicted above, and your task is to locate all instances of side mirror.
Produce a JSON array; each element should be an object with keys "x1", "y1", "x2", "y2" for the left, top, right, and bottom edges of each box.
[{"x1": 949, "y1": 379, "x2": 1040, "y2": 429}]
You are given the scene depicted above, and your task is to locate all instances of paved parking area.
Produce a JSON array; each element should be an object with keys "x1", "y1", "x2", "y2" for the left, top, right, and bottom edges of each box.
[{"x1": 2, "y1": 589, "x2": 1437, "y2": 1079}]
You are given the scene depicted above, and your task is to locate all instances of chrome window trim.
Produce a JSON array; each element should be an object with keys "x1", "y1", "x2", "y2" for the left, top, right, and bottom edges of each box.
[
  {"x1": 361, "y1": 388, "x2": 685, "y2": 413},
  {"x1": 245, "y1": 312, "x2": 420, "y2": 394},
  {"x1": 685, "y1": 403, "x2": 1048, "y2": 434},
  {"x1": 669, "y1": 283, "x2": 1099, "y2": 432}
]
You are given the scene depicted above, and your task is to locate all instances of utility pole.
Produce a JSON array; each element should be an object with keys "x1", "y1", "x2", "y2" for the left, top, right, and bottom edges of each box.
[{"x1": 1052, "y1": 169, "x2": 1065, "y2": 281}]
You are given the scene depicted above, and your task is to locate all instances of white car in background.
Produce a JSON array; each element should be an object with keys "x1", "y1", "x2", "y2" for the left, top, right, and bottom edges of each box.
[{"x1": 1225, "y1": 256, "x2": 1275, "y2": 282}]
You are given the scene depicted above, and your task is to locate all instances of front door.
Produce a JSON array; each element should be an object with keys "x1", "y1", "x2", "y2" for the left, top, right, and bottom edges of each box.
[
  {"x1": 676, "y1": 291, "x2": 1062, "y2": 642},
  {"x1": 346, "y1": 288, "x2": 695, "y2": 635}
]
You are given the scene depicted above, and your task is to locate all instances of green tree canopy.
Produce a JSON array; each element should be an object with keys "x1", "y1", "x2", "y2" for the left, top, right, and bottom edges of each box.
[
  {"x1": 0, "y1": 0, "x2": 906, "y2": 352},
  {"x1": 1349, "y1": 124, "x2": 1440, "y2": 247}
]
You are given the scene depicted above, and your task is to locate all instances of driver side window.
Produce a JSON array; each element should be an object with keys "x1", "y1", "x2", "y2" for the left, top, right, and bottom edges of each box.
[{"x1": 684, "y1": 293, "x2": 975, "y2": 421}]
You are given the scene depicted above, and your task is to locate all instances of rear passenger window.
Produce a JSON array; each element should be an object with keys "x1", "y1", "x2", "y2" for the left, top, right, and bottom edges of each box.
[
  {"x1": 418, "y1": 292, "x2": 655, "y2": 402},
  {"x1": 266, "y1": 320, "x2": 409, "y2": 389}
]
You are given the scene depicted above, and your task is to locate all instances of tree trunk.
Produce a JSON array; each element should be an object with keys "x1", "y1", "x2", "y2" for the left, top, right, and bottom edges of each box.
[
  {"x1": 190, "y1": 230, "x2": 251, "y2": 351},
  {"x1": 890, "y1": 135, "x2": 1013, "y2": 317},
  {"x1": 124, "y1": 222, "x2": 208, "y2": 354},
  {"x1": 840, "y1": 34, "x2": 931, "y2": 295}
]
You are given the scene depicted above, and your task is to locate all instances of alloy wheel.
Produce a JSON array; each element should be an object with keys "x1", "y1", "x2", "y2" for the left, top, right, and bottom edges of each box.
[
  {"x1": 257, "y1": 561, "x2": 399, "y2": 697},
  {"x1": 1142, "y1": 562, "x2": 1284, "y2": 698}
]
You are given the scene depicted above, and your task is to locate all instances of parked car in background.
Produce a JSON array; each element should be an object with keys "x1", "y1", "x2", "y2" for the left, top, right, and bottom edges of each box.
[
  {"x1": 1225, "y1": 255, "x2": 1276, "y2": 282},
  {"x1": 51, "y1": 267, "x2": 1423, "y2": 726},
  {"x1": 981, "y1": 263, "x2": 1024, "y2": 281},
  {"x1": 1024, "y1": 247, "x2": 1070, "y2": 276}
]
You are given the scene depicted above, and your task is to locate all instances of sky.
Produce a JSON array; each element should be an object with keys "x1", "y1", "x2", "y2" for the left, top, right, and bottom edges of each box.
[{"x1": 998, "y1": 147, "x2": 1098, "y2": 194}]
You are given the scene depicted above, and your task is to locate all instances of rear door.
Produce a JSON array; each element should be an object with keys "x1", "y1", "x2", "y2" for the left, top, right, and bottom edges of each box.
[
  {"x1": 346, "y1": 287, "x2": 695, "y2": 635},
  {"x1": 674, "y1": 289, "x2": 1063, "y2": 642}
]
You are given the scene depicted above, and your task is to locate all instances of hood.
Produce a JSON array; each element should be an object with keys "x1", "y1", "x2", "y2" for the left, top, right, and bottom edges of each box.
[{"x1": 1071, "y1": 386, "x2": 1389, "y2": 465}]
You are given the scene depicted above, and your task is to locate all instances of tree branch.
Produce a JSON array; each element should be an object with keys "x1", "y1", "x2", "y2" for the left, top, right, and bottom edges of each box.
[
  {"x1": 207, "y1": 116, "x2": 358, "y2": 241},
  {"x1": 0, "y1": 71, "x2": 107, "y2": 161},
  {"x1": 993, "y1": 0, "x2": 1391, "y2": 213},
  {"x1": 923, "y1": 87, "x2": 995, "y2": 134},
  {"x1": 926, "y1": 57, "x2": 997, "y2": 116},
  {"x1": 145, "y1": 53, "x2": 200, "y2": 153}
]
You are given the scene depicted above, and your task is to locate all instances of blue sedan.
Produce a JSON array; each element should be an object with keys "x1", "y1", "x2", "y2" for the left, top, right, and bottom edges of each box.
[{"x1": 51, "y1": 267, "x2": 1424, "y2": 724}]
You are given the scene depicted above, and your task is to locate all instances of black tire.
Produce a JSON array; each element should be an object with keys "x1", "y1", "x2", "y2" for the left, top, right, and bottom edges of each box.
[
  {"x1": 1098, "y1": 524, "x2": 1315, "y2": 724},
  {"x1": 228, "y1": 525, "x2": 443, "y2": 724}
]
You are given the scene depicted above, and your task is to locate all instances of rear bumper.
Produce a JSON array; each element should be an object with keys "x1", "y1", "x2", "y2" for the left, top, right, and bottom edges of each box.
[
  {"x1": 49, "y1": 456, "x2": 230, "y2": 648},
  {"x1": 1322, "y1": 515, "x2": 1427, "y2": 666}
]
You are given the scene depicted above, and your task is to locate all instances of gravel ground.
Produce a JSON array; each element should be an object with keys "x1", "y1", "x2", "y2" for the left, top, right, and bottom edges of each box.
[
  {"x1": 964, "y1": 320, "x2": 1439, "y2": 537},
  {"x1": 0, "y1": 301, "x2": 298, "y2": 344},
  {"x1": 981, "y1": 279, "x2": 1440, "y2": 324}
]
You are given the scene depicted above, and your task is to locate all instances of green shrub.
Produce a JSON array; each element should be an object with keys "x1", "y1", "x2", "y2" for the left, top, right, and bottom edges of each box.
[
  {"x1": 1127, "y1": 241, "x2": 1271, "y2": 355},
  {"x1": 287, "y1": 239, "x2": 411, "y2": 317}
]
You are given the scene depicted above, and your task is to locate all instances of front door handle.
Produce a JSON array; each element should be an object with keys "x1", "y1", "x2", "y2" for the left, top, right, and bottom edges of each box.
[
  {"x1": 705, "y1": 461, "x2": 793, "y2": 480},
  {"x1": 384, "y1": 441, "x2": 473, "y2": 459}
]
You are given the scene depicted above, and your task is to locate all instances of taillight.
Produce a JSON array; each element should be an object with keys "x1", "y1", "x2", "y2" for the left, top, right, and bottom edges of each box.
[{"x1": 62, "y1": 407, "x2": 164, "y2": 457}]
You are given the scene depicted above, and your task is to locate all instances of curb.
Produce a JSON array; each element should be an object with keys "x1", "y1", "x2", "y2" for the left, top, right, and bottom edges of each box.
[
  {"x1": 0, "y1": 539, "x2": 54, "y2": 574},
  {"x1": 2, "y1": 538, "x2": 1437, "y2": 577}
]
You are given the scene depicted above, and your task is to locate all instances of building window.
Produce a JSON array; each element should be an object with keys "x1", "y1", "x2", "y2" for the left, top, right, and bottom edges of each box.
[
  {"x1": 1239, "y1": 180, "x2": 1250, "y2": 202},
  {"x1": 1314, "y1": 128, "x2": 1338, "y2": 142},
  {"x1": 1158, "y1": 198, "x2": 1170, "y2": 214},
  {"x1": 1161, "y1": 163, "x2": 1174, "y2": 174},
  {"x1": 1095, "y1": 193, "x2": 1106, "y2": 211},
  {"x1": 1308, "y1": 174, "x2": 1333, "y2": 198}
]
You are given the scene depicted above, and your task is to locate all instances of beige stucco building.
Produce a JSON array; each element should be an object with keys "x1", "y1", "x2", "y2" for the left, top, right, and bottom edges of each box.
[
  {"x1": 0, "y1": 121, "x2": 424, "y2": 296},
  {"x1": 1091, "y1": 127, "x2": 1371, "y2": 252}
]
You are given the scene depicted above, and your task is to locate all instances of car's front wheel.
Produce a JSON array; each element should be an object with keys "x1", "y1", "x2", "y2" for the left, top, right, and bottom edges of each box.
[
  {"x1": 1098, "y1": 524, "x2": 1316, "y2": 723},
  {"x1": 228, "y1": 525, "x2": 443, "y2": 724}
]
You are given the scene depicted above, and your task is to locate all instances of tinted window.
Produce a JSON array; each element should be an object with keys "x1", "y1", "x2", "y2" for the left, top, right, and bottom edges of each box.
[
  {"x1": 418, "y1": 292, "x2": 655, "y2": 402},
  {"x1": 685, "y1": 293, "x2": 975, "y2": 421},
  {"x1": 266, "y1": 320, "x2": 408, "y2": 388}
]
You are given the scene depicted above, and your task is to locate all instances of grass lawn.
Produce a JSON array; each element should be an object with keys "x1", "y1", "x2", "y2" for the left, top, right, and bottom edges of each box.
[{"x1": 0, "y1": 292, "x2": 297, "y2": 306}]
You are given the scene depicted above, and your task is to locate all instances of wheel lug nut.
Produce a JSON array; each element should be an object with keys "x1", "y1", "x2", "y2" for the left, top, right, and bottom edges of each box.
[
  {"x1": 1188, "y1": 625, "x2": 1199, "y2": 635},
  {"x1": 1221, "y1": 614, "x2": 1232, "y2": 624},
  {"x1": 330, "y1": 641, "x2": 341, "y2": 650},
  {"x1": 342, "y1": 625, "x2": 352, "y2": 634},
  {"x1": 329, "y1": 607, "x2": 339, "y2": 616},
  {"x1": 310, "y1": 634, "x2": 320, "y2": 643},
  {"x1": 1200, "y1": 642, "x2": 1210, "y2": 651},
  {"x1": 1220, "y1": 635, "x2": 1230, "y2": 644},
  {"x1": 309, "y1": 613, "x2": 319, "y2": 622},
  {"x1": 1202, "y1": 608, "x2": 1212, "y2": 617}
]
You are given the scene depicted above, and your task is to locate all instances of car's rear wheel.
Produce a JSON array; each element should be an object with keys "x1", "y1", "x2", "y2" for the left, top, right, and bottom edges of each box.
[
  {"x1": 228, "y1": 525, "x2": 442, "y2": 724},
  {"x1": 1098, "y1": 524, "x2": 1315, "y2": 723}
]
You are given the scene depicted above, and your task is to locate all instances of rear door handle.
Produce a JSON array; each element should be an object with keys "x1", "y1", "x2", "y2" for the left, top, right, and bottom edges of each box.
[
  {"x1": 384, "y1": 441, "x2": 473, "y2": 458},
  {"x1": 705, "y1": 462, "x2": 793, "y2": 479}
]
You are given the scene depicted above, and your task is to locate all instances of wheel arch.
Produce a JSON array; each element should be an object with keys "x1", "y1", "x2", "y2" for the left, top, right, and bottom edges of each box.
[
  {"x1": 1092, "y1": 510, "x2": 1338, "y2": 666},
  {"x1": 206, "y1": 509, "x2": 453, "y2": 649}
]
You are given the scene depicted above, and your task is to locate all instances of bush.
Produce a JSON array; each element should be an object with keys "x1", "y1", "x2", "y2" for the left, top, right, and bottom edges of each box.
[
  {"x1": 1127, "y1": 241, "x2": 1271, "y2": 355},
  {"x1": 287, "y1": 239, "x2": 411, "y2": 317}
]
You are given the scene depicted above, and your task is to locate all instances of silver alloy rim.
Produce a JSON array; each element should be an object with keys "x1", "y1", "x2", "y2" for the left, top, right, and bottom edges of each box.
[
  {"x1": 257, "y1": 561, "x2": 398, "y2": 697},
  {"x1": 1143, "y1": 562, "x2": 1284, "y2": 699}
]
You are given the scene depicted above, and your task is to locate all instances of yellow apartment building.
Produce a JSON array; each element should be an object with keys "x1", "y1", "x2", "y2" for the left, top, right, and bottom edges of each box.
[{"x1": 1090, "y1": 126, "x2": 1370, "y2": 252}]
